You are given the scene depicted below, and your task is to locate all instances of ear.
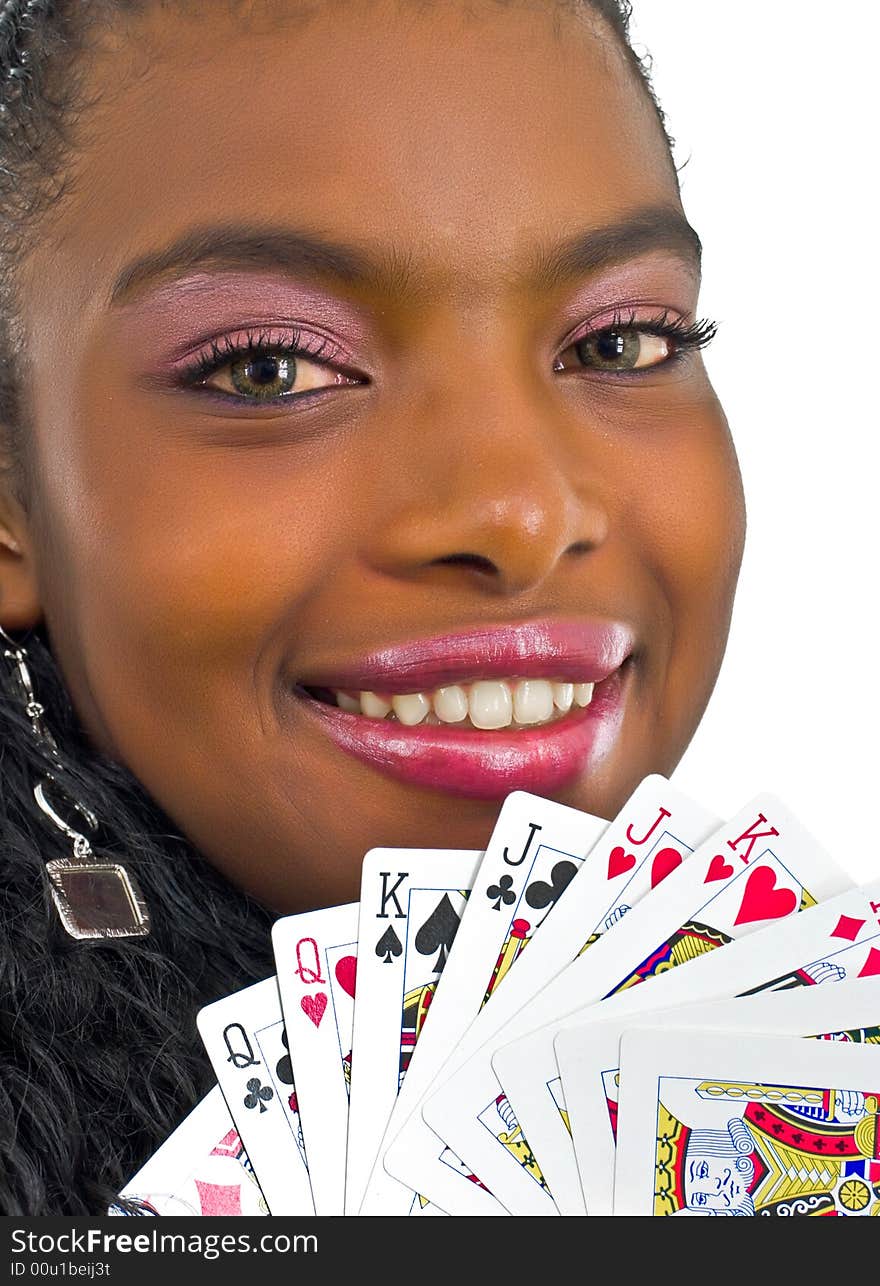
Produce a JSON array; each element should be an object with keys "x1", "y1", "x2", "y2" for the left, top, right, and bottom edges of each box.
[{"x1": 0, "y1": 489, "x2": 42, "y2": 631}]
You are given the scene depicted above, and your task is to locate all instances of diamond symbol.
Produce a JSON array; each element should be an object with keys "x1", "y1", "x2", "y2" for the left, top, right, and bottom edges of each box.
[
  {"x1": 857, "y1": 946, "x2": 880, "y2": 978},
  {"x1": 831, "y1": 914, "x2": 866, "y2": 941}
]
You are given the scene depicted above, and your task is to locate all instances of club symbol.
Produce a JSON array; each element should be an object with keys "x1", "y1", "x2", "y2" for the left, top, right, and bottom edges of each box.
[
  {"x1": 243, "y1": 1077, "x2": 274, "y2": 1113},
  {"x1": 486, "y1": 874, "x2": 516, "y2": 911},
  {"x1": 275, "y1": 1028, "x2": 293, "y2": 1086},
  {"x1": 525, "y1": 860, "x2": 577, "y2": 919}
]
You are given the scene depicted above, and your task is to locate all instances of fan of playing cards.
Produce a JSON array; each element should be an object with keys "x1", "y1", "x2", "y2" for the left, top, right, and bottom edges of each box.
[{"x1": 112, "y1": 775, "x2": 880, "y2": 1218}]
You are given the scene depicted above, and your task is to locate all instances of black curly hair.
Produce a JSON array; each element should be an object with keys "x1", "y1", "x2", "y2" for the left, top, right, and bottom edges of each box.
[{"x1": 0, "y1": 0, "x2": 672, "y2": 1216}]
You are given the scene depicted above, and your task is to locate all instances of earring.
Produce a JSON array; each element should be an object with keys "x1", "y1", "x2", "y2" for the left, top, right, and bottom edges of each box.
[{"x1": 0, "y1": 625, "x2": 151, "y2": 940}]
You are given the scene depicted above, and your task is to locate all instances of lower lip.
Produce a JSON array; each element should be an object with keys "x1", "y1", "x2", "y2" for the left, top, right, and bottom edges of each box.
[{"x1": 290, "y1": 669, "x2": 628, "y2": 800}]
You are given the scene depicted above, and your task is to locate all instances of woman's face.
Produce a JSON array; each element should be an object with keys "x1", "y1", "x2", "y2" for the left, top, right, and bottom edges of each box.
[{"x1": 2, "y1": 0, "x2": 745, "y2": 911}]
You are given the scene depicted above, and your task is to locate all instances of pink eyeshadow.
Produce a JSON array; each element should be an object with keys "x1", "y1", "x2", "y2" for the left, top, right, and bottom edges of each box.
[{"x1": 114, "y1": 271, "x2": 375, "y2": 363}]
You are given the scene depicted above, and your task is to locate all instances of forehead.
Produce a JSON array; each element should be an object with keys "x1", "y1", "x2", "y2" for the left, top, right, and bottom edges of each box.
[{"x1": 27, "y1": 0, "x2": 682, "y2": 315}]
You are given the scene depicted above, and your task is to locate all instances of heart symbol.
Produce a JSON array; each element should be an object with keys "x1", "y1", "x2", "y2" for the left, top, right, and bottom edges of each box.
[
  {"x1": 734, "y1": 865, "x2": 797, "y2": 926},
  {"x1": 335, "y1": 955, "x2": 357, "y2": 999},
  {"x1": 650, "y1": 846, "x2": 683, "y2": 888},
  {"x1": 301, "y1": 993, "x2": 328, "y2": 1028},
  {"x1": 704, "y1": 853, "x2": 734, "y2": 883},
  {"x1": 607, "y1": 845, "x2": 636, "y2": 880}
]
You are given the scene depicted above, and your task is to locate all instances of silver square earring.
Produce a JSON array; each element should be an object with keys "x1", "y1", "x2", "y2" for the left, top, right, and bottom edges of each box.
[{"x1": 1, "y1": 625, "x2": 151, "y2": 940}]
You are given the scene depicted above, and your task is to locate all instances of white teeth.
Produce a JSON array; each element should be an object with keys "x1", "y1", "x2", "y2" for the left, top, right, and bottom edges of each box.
[
  {"x1": 434, "y1": 685, "x2": 469, "y2": 723},
  {"x1": 512, "y1": 679, "x2": 555, "y2": 725},
  {"x1": 468, "y1": 680, "x2": 513, "y2": 730},
  {"x1": 391, "y1": 692, "x2": 430, "y2": 725},
  {"x1": 573, "y1": 682, "x2": 595, "y2": 707},
  {"x1": 552, "y1": 682, "x2": 574, "y2": 713},
  {"x1": 330, "y1": 677, "x2": 599, "y2": 725},
  {"x1": 360, "y1": 691, "x2": 392, "y2": 718}
]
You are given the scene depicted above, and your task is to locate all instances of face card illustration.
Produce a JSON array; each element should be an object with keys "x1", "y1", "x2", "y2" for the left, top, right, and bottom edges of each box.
[
  {"x1": 495, "y1": 873, "x2": 876, "y2": 1219},
  {"x1": 465, "y1": 793, "x2": 851, "y2": 1214},
  {"x1": 414, "y1": 776, "x2": 720, "y2": 1214},
  {"x1": 344, "y1": 848, "x2": 483, "y2": 1216},
  {"x1": 110, "y1": 1085, "x2": 269, "y2": 1217},
  {"x1": 196, "y1": 976, "x2": 315, "y2": 1216},
  {"x1": 557, "y1": 973, "x2": 880, "y2": 1215},
  {"x1": 272, "y1": 901, "x2": 359, "y2": 1216},
  {"x1": 613, "y1": 1027, "x2": 880, "y2": 1216},
  {"x1": 367, "y1": 791, "x2": 608, "y2": 1216}
]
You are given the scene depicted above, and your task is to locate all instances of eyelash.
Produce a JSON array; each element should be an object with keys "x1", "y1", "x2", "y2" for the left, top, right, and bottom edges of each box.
[
  {"x1": 180, "y1": 325, "x2": 345, "y2": 387},
  {"x1": 563, "y1": 307, "x2": 717, "y2": 368},
  {"x1": 178, "y1": 309, "x2": 717, "y2": 404}
]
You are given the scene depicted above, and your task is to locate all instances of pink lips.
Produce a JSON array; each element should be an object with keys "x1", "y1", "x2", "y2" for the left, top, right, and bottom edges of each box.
[
  {"x1": 291, "y1": 620, "x2": 634, "y2": 800},
  {"x1": 296, "y1": 620, "x2": 633, "y2": 693}
]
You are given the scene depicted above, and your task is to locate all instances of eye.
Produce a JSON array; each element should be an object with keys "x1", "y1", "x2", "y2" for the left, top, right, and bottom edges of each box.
[
  {"x1": 566, "y1": 327, "x2": 671, "y2": 372},
  {"x1": 180, "y1": 327, "x2": 363, "y2": 404},
  {"x1": 555, "y1": 325, "x2": 672, "y2": 374},
  {"x1": 210, "y1": 348, "x2": 352, "y2": 401},
  {"x1": 554, "y1": 311, "x2": 717, "y2": 376}
]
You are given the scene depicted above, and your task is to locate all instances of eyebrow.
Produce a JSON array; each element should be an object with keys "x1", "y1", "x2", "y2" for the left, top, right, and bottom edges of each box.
[
  {"x1": 109, "y1": 205, "x2": 701, "y2": 307},
  {"x1": 530, "y1": 207, "x2": 702, "y2": 290}
]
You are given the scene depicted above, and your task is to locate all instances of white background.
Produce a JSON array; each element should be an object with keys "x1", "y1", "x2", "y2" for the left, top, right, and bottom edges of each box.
[{"x1": 628, "y1": 2, "x2": 878, "y2": 884}]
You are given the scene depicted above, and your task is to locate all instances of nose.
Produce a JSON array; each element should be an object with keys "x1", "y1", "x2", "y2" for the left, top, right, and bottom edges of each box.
[{"x1": 363, "y1": 330, "x2": 610, "y2": 598}]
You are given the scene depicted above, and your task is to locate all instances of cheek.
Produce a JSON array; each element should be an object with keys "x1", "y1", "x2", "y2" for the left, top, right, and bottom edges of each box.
[
  {"x1": 33, "y1": 401, "x2": 362, "y2": 744},
  {"x1": 615, "y1": 391, "x2": 745, "y2": 749},
  {"x1": 631, "y1": 398, "x2": 746, "y2": 628},
  {"x1": 666, "y1": 440, "x2": 745, "y2": 730}
]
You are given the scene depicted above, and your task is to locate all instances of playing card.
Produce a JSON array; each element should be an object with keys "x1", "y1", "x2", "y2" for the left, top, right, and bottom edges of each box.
[
  {"x1": 493, "y1": 872, "x2": 875, "y2": 1217},
  {"x1": 435, "y1": 793, "x2": 851, "y2": 1214},
  {"x1": 196, "y1": 976, "x2": 315, "y2": 1215},
  {"x1": 557, "y1": 973, "x2": 880, "y2": 1214},
  {"x1": 110, "y1": 1085, "x2": 269, "y2": 1217},
  {"x1": 387, "y1": 776, "x2": 718, "y2": 1215},
  {"x1": 344, "y1": 848, "x2": 483, "y2": 1216},
  {"x1": 272, "y1": 901, "x2": 359, "y2": 1215},
  {"x1": 366, "y1": 791, "x2": 607, "y2": 1216},
  {"x1": 612, "y1": 1026, "x2": 880, "y2": 1216},
  {"x1": 415, "y1": 777, "x2": 721, "y2": 1214}
]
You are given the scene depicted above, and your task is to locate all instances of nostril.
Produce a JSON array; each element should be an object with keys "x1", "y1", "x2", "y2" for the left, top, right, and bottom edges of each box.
[{"x1": 431, "y1": 552, "x2": 499, "y2": 576}]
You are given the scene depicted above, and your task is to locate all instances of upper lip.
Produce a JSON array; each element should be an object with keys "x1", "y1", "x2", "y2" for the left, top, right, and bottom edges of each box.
[{"x1": 294, "y1": 618, "x2": 635, "y2": 695}]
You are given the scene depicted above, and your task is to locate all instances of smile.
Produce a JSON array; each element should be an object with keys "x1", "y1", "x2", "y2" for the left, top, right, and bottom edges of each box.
[
  {"x1": 287, "y1": 620, "x2": 635, "y2": 799},
  {"x1": 306, "y1": 678, "x2": 597, "y2": 730}
]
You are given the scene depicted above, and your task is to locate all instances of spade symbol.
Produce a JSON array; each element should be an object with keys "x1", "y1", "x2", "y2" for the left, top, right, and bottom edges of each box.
[
  {"x1": 525, "y1": 860, "x2": 577, "y2": 925},
  {"x1": 275, "y1": 1028, "x2": 293, "y2": 1086},
  {"x1": 375, "y1": 924, "x2": 403, "y2": 964},
  {"x1": 414, "y1": 893, "x2": 461, "y2": 975},
  {"x1": 243, "y1": 1077, "x2": 274, "y2": 1113},
  {"x1": 486, "y1": 874, "x2": 517, "y2": 911}
]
